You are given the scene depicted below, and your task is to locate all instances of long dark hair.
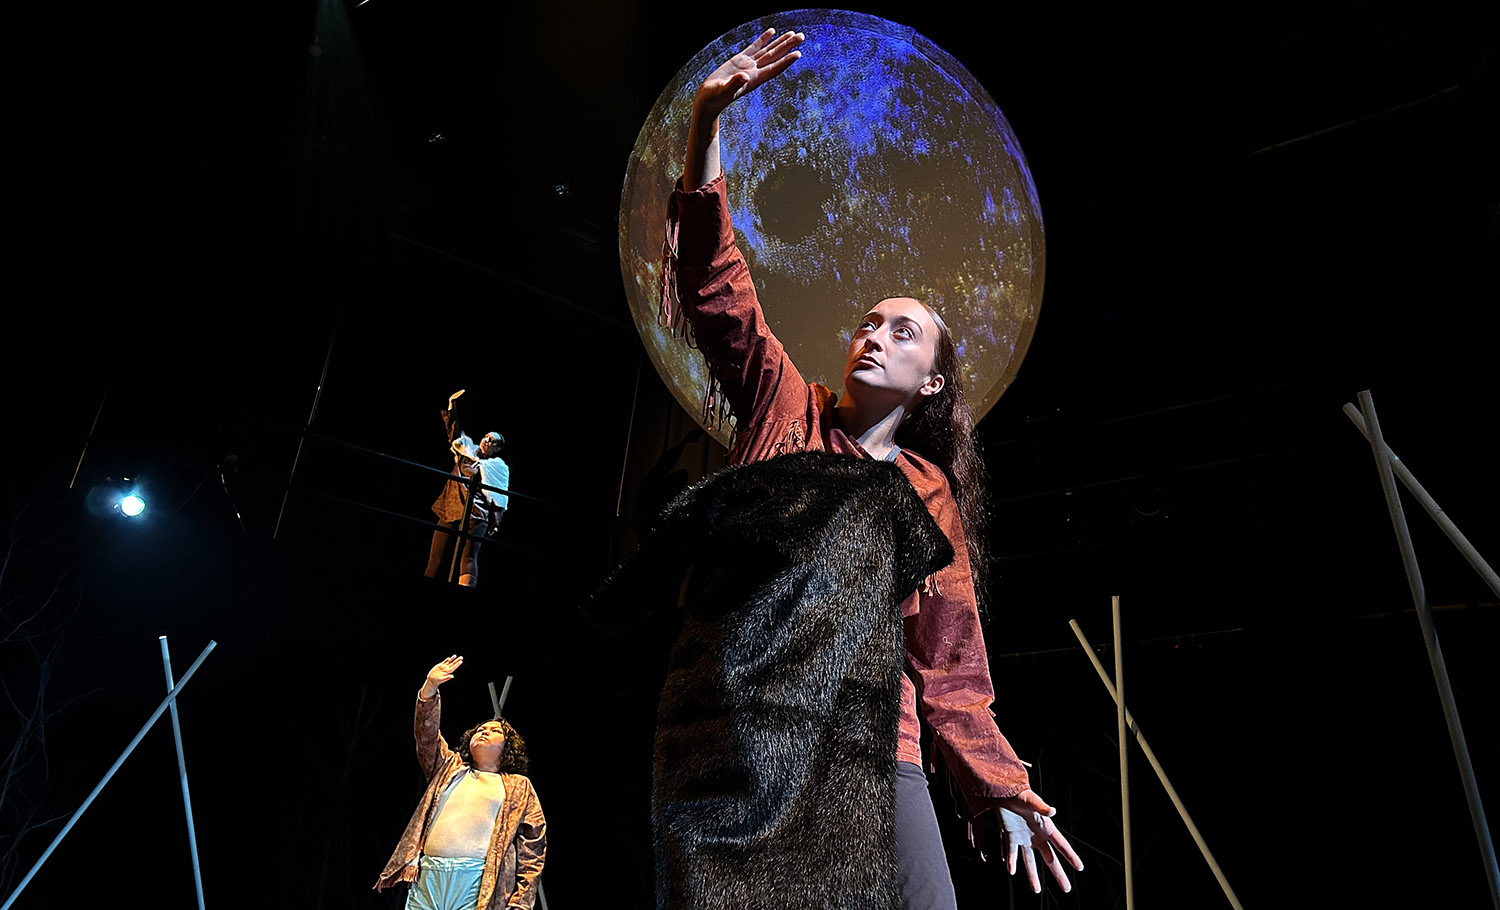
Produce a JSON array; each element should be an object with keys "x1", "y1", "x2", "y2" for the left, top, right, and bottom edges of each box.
[
  {"x1": 457, "y1": 717, "x2": 530, "y2": 775},
  {"x1": 894, "y1": 304, "x2": 991, "y2": 617}
]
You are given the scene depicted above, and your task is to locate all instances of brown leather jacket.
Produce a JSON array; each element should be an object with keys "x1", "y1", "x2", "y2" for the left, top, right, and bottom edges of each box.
[
  {"x1": 663, "y1": 175, "x2": 1032, "y2": 817},
  {"x1": 374, "y1": 693, "x2": 546, "y2": 908}
]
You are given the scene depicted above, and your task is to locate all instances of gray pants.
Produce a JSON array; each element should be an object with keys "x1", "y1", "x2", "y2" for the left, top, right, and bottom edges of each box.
[{"x1": 896, "y1": 761, "x2": 959, "y2": 910}]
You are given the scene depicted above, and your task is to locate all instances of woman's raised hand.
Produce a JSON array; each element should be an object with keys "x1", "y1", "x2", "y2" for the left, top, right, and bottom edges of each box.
[
  {"x1": 421, "y1": 654, "x2": 463, "y2": 698},
  {"x1": 693, "y1": 28, "x2": 805, "y2": 123},
  {"x1": 684, "y1": 28, "x2": 805, "y2": 191}
]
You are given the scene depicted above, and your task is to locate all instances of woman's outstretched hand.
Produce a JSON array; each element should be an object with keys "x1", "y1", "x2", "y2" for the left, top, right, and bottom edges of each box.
[
  {"x1": 995, "y1": 789, "x2": 1084, "y2": 894},
  {"x1": 420, "y1": 654, "x2": 463, "y2": 699},
  {"x1": 684, "y1": 28, "x2": 804, "y2": 190},
  {"x1": 693, "y1": 28, "x2": 805, "y2": 123}
]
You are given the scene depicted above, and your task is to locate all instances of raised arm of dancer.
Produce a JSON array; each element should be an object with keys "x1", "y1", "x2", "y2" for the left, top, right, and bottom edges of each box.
[
  {"x1": 441, "y1": 389, "x2": 466, "y2": 444},
  {"x1": 415, "y1": 654, "x2": 463, "y2": 779},
  {"x1": 669, "y1": 30, "x2": 810, "y2": 430},
  {"x1": 682, "y1": 28, "x2": 803, "y2": 191}
]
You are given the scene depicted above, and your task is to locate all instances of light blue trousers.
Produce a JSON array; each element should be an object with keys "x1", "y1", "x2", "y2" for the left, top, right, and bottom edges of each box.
[{"x1": 404, "y1": 855, "x2": 485, "y2": 910}]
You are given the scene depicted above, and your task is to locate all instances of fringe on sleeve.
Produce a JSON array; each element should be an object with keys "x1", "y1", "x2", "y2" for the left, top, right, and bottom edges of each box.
[{"x1": 659, "y1": 188, "x2": 737, "y2": 439}]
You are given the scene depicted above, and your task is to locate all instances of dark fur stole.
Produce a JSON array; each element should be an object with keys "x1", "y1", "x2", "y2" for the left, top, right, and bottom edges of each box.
[{"x1": 591, "y1": 452, "x2": 954, "y2": 909}]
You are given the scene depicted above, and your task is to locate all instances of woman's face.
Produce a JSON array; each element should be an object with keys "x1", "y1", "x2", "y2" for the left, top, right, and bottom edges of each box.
[
  {"x1": 469, "y1": 721, "x2": 507, "y2": 763},
  {"x1": 842, "y1": 297, "x2": 945, "y2": 407}
]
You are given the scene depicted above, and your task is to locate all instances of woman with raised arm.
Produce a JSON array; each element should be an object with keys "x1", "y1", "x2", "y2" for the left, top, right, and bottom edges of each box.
[
  {"x1": 662, "y1": 28, "x2": 1083, "y2": 906},
  {"x1": 424, "y1": 389, "x2": 510, "y2": 588},
  {"x1": 375, "y1": 656, "x2": 546, "y2": 910}
]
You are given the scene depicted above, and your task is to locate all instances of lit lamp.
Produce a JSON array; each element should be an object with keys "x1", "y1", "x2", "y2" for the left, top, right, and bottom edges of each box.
[{"x1": 86, "y1": 476, "x2": 147, "y2": 520}]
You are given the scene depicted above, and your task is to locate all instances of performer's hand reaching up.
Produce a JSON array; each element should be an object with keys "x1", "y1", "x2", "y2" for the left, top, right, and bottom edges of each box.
[
  {"x1": 693, "y1": 28, "x2": 805, "y2": 123},
  {"x1": 420, "y1": 655, "x2": 463, "y2": 699},
  {"x1": 995, "y1": 789, "x2": 1084, "y2": 894},
  {"x1": 684, "y1": 28, "x2": 804, "y2": 189}
]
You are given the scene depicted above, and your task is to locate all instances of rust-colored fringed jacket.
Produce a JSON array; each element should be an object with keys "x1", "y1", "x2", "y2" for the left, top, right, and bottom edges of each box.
[
  {"x1": 374, "y1": 693, "x2": 546, "y2": 909},
  {"x1": 663, "y1": 174, "x2": 1033, "y2": 818}
]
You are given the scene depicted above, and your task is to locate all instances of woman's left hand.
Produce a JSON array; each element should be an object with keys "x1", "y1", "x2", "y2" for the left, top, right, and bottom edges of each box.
[{"x1": 994, "y1": 789, "x2": 1084, "y2": 893}]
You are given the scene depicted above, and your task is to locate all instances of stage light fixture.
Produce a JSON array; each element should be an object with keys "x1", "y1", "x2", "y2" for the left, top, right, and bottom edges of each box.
[
  {"x1": 113, "y1": 475, "x2": 146, "y2": 518},
  {"x1": 86, "y1": 476, "x2": 149, "y2": 521}
]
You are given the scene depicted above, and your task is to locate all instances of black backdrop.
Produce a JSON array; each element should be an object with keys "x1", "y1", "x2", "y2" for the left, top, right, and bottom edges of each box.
[{"x1": 2, "y1": 0, "x2": 1496, "y2": 907}]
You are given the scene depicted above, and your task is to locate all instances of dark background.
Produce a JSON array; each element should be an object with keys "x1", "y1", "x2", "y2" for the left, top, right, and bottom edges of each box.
[{"x1": 2, "y1": 0, "x2": 1496, "y2": 907}]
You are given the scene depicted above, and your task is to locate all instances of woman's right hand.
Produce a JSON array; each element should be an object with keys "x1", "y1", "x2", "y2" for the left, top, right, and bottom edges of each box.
[
  {"x1": 684, "y1": 28, "x2": 804, "y2": 190},
  {"x1": 693, "y1": 28, "x2": 805, "y2": 125},
  {"x1": 421, "y1": 654, "x2": 463, "y2": 698}
]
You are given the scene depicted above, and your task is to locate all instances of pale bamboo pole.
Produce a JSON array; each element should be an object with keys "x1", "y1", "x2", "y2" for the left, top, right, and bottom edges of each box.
[
  {"x1": 1356, "y1": 391, "x2": 1498, "y2": 909},
  {"x1": 160, "y1": 637, "x2": 207, "y2": 910},
  {"x1": 2, "y1": 641, "x2": 218, "y2": 910},
  {"x1": 1069, "y1": 619, "x2": 1245, "y2": 910}
]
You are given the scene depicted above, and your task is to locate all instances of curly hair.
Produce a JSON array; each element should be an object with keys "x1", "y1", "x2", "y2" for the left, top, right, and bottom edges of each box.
[
  {"x1": 893, "y1": 303, "x2": 992, "y2": 619},
  {"x1": 456, "y1": 717, "x2": 530, "y2": 775}
]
